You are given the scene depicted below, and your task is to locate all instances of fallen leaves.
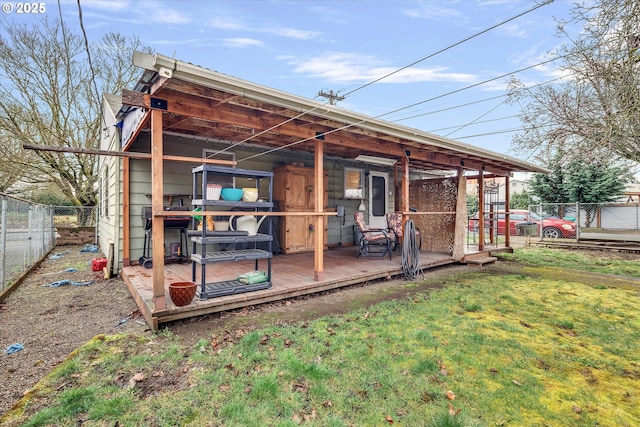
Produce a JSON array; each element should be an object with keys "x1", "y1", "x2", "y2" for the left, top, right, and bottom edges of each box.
[
  {"x1": 445, "y1": 390, "x2": 456, "y2": 400},
  {"x1": 448, "y1": 402, "x2": 461, "y2": 416},
  {"x1": 127, "y1": 372, "x2": 144, "y2": 389}
]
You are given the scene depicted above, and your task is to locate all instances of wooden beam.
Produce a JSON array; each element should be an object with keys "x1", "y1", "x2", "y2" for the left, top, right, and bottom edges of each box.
[
  {"x1": 504, "y1": 176, "x2": 511, "y2": 248},
  {"x1": 478, "y1": 169, "x2": 484, "y2": 251},
  {"x1": 23, "y1": 144, "x2": 237, "y2": 166},
  {"x1": 122, "y1": 156, "x2": 131, "y2": 266},
  {"x1": 314, "y1": 139, "x2": 325, "y2": 282},
  {"x1": 151, "y1": 109, "x2": 166, "y2": 311},
  {"x1": 401, "y1": 156, "x2": 409, "y2": 212},
  {"x1": 452, "y1": 168, "x2": 467, "y2": 261}
]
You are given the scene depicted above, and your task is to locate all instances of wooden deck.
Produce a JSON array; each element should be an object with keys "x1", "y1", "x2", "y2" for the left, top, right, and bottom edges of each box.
[{"x1": 121, "y1": 246, "x2": 456, "y2": 328}]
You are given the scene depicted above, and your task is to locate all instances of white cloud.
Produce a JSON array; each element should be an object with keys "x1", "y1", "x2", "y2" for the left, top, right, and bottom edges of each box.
[
  {"x1": 72, "y1": 0, "x2": 190, "y2": 26},
  {"x1": 148, "y1": 9, "x2": 191, "y2": 25},
  {"x1": 286, "y1": 52, "x2": 476, "y2": 84},
  {"x1": 498, "y1": 23, "x2": 528, "y2": 39},
  {"x1": 270, "y1": 27, "x2": 321, "y2": 40},
  {"x1": 221, "y1": 38, "x2": 265, "y2": 48},
  {"x1": 208, "y1": 16, "x2": 247, "y2": 31},
  {"x1": 402, "y1": 3, "x2": 466, "y2": 20}
]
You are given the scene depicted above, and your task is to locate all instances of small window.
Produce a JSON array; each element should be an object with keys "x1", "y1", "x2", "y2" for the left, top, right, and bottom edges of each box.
[
  {"x1": 344, "y1": 167, "x2": 364, "y2": 199},
  {"x1": 101, "y1": 166, "x2": 109, "y2": 218}
]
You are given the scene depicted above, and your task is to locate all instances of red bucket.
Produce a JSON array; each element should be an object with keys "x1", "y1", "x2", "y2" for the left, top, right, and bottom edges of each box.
[{"x1": 92, "y1": 257, "x2": 107, "y2": 272}]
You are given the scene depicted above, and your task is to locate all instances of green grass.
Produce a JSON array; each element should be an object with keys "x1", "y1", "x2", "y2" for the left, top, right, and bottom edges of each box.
[
  {"x1": 498, "y1": 246, "x2": 640, "y2": 277},
  {"x1": 3, "y1": 248, "x2": 640, "y2": 426}
]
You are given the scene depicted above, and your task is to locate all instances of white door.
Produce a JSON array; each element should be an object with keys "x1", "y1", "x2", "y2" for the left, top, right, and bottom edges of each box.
[{"x1": 368, "y1": 171, "x2": 388, "y2": 229}]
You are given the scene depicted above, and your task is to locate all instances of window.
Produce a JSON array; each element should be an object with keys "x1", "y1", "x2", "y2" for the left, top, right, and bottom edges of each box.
[
  {"x1": 344, "y1": 167, "x2": 364, "y2": 199},
  {"x1": 101, "y1": 166, "x2": 109, "y2": 218}
]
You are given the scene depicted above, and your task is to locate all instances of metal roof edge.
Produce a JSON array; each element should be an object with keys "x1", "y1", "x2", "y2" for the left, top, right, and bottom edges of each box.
[{"x1": 132, "y1": 51, "x2": 547, "y2": 174}]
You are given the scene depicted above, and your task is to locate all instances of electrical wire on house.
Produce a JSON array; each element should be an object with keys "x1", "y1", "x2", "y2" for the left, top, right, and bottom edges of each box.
[{"x1": 401, "y1": 220, "x2": 424, "y2": 280}]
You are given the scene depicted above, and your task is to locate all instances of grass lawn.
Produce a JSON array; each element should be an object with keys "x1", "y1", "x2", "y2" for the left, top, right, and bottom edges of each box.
[{"x1": 3, "y1": 247, "x2": 640, "y2": 426}]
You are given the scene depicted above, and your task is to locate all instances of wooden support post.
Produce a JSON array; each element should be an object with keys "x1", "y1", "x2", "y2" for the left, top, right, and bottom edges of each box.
[
  {"x1": 401, "y1": 156, "x2": 410, "y2": 213},
  {"x1": 314, "y1": 139, "x2": 325, "y2": 281},
  {"x1": 452, "y1": 168, "x2": 467, "y2": 260},
  {"x1": 504, "y1": 175, "x2": 511, "y2": 247},
  {"x1": 478, "y1": 169, "x2": 484, "y2": 251},
  {"x1": 400, "y1": 156, "x2": 410, "y2": 243},
  {"x1": 123, "y1": 157, "x2": 131, "y2": 266},
  {"x1": 151, "y1": 109, "x2": 166, "y2": 310}
]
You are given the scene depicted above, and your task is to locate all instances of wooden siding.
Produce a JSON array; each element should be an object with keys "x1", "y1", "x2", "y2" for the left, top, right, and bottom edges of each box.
[{"x1": 97, "y1": 96, "x2": 123, "y2": 271}]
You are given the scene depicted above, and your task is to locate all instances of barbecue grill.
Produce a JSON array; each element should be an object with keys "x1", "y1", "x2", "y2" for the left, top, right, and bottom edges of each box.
[{"x1": 139, "y1": 206, "x2": 191, "y2": 268}]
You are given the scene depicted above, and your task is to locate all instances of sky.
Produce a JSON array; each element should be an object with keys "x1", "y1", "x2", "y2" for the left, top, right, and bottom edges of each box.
[{"x1": 1, "y1": 0, "x2": 579, "y2": 166}]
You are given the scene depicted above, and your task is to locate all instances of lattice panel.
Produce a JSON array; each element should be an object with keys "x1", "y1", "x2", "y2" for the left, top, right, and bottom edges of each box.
[{"x1": 409, "y1": 178, "x2": 458, "y2": 254}]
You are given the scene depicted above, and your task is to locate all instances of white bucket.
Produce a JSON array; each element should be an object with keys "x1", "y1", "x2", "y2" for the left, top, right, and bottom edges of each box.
[{"x1": 206, "y1": 184, "x2": 222, "y2": 200}]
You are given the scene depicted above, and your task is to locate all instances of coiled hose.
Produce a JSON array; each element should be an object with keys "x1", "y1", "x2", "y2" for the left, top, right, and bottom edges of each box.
[{"x1": 402, "y1": 219, "x2": 424, "y2": 280}]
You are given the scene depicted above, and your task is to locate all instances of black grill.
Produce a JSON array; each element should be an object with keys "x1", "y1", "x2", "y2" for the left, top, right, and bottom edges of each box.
[
  {"x1": 141, "y1": 206, "x2": 191, "y2": 230},
  {"x1": 139, "y1": 206, "x2": 191, "y2": 268}
]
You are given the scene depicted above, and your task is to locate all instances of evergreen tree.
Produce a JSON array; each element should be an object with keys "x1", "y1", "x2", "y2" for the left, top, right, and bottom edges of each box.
[{"x1": 509, "y1": 189, "x2": 532, "y2": 210}]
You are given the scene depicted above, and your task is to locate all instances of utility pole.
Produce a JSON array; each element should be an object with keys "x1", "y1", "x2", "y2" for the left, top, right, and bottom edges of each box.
[{"x1": 317, "y1": 89, "x2": 345, "y2": 105}]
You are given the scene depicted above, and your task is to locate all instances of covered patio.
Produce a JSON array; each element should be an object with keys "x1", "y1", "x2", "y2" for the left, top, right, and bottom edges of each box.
[{"x1": 104, "y1": 51, "x2": 546, "y2": 329}]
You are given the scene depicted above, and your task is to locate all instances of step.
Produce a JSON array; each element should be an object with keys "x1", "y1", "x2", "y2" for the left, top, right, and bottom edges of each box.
[{"x1": 465, "y1": 256, "x2": 497, "y2": 266}]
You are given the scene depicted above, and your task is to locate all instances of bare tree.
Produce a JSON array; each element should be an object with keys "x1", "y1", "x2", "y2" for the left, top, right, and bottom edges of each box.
[
  {"x1": 0, "y1": 18, "x2": 147, "y2": 205},
  {"x1": 509, "y1": 0, "x2": 640, "y2": 164}
]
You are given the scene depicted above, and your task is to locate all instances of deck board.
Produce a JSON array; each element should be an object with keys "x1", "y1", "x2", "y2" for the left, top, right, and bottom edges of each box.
[{"x1": 121, "y1": 246, "x2": 456, "y2": 327}]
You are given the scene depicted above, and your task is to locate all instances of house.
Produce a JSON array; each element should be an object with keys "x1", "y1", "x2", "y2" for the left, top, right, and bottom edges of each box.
[{"x1": 99, "y1": 51, "x2": 547, "y2": 328}]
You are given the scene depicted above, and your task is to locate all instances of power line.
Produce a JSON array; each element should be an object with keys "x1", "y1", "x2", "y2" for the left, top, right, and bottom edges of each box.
[
  {"x1": 429, "y1": 115, "x2": 521, "y2": 133},
  {"x1": 341, "y1": 0, "x2": 554, "y2": 98},
  {"x1": 240, "y1": 50, "x2": 572, "y2": 163},
  {"x1": 223, "y1": 0, "x2": 554, "y2": 156},
  {"x1": 76, "y1": 0, "x2": 99, "y2": 100}
]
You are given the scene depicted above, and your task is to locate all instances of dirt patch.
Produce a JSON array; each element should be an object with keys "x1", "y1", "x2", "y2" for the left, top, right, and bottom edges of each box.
[
  {"x1": 165, "y1": 264, "x2": 469, "y2": 347},
  {"x1": 0, "y1": 246, "x2": 147, "y2": 415}
]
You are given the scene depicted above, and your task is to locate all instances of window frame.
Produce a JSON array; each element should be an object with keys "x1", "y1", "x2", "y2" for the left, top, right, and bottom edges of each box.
[{"x1": 343, "y1": 167, "x2": 364, "y2": 199}]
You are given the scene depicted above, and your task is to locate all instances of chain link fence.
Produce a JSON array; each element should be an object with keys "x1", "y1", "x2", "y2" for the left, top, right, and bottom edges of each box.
[
  {"x1": 468, "y1": 202, "x2": 640, "y2": 246},
  {"x1": 0, "y1": 195, "x2": 97, "y2": 292},
  {"x1": 532, "y1": 202, "x2": 640, "y2": 242},
  {"x1": 0, "y1": 194, "x2": 55, "y2": 292}
]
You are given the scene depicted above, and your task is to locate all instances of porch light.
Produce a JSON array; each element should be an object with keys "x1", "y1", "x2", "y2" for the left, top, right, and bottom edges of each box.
[{"x1": 355, "y1": 155, "x2": 397, "y2": 166}]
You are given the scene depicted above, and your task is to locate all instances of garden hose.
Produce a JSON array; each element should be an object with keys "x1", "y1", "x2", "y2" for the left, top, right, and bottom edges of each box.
[{"x1": 402, "y1": 219, "x2": 424, "y2": 280}]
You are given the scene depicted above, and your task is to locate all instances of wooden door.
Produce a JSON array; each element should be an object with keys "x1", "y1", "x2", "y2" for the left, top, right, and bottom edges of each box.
[
  {"x1": 283, "y1": 215, "x2": 308, "y2": 253},
  {"x1": 287, "y1": 167, "x2": 308, "y2": 210}
]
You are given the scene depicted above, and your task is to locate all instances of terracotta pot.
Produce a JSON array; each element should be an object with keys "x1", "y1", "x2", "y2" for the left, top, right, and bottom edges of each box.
[{"x1": 168, "y1": 281, "x2": 196, "y2": 307}]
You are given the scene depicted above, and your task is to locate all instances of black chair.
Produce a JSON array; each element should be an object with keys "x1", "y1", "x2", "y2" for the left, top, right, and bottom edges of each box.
[{"x1": 353, "y1": 212, "x2": 395, "y2": 260}]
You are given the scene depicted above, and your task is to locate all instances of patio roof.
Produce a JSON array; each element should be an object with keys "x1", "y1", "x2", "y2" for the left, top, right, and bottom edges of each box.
[{"x1": 119, "y1": 51, "x2": 547, "y2": 176}]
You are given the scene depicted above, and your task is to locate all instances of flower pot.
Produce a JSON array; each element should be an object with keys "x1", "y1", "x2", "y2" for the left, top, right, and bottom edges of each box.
[
  {"x1": 168, "y1": 281, "x2": 196, "y2": 307},
  {"x1": 214, "y1": 221, "x2": 229, "y2": 231}
]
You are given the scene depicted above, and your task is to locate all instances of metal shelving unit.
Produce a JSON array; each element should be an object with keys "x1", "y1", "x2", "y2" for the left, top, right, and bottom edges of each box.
[{"x1": 191, "y1": 164, "x2": 274, "y2": 299}]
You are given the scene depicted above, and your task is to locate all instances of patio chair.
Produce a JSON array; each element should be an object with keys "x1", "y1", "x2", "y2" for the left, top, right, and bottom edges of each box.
[
  {"x1": 353, "y1": 211, "x2": 395, "y2": 260},
  {"x1": 386, "y1": 212, "x2": 422, "y2": 251}
]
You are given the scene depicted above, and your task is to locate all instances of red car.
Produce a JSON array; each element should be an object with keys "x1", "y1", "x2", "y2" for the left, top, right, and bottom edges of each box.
[{"x1": 470, "y1": 209, "x2": 576, "y2": 239}]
